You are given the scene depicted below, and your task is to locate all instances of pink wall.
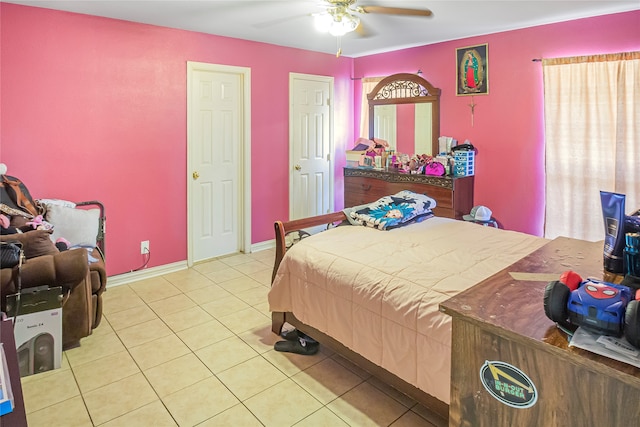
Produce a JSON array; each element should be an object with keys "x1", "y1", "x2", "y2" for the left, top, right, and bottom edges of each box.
[
  {"x1": 2, "y1": 4, "x2": 638, "y2": 276},
  {"x1": 0, "y1": 3, "x2": 354, "y2": 275},
  {"x1": 354, "y1": 10, "x2": 640, "y2": 235}
]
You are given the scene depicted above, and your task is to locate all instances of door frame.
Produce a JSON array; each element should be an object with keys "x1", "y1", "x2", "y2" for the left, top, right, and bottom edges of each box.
[
  {"x1": 186, "y1": 61, "x2": 252, "y2": 267},
  {"x1": 288, "y1": 72, "x2": 335, "y2": 220}
]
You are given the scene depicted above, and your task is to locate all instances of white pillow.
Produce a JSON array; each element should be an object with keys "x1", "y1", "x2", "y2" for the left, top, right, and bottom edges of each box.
[
  {"x1": 45, "y1": 204, "x2": 100, "y2": 248},
  {"x1": 37, "y1": 198, "x2": 76, "y2": 209}
]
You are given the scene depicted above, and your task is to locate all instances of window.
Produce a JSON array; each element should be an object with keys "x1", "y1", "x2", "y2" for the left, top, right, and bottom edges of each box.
[{"x1": 543, "y1": 52, "x2": 640, "y2": 241}]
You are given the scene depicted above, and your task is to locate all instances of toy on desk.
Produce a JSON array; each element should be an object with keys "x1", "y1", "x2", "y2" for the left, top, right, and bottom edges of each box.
[{"x1": 543, "y1": 271, "x2": 640, "y2": 348}]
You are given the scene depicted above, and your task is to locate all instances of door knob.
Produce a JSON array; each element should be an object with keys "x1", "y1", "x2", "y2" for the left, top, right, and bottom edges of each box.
[
  {"x1": 192, "y1": 171, "x2": 200, "y2": 180},
  {"x1": 294, "y1": 165, "x2": 301, "y2": 171}
]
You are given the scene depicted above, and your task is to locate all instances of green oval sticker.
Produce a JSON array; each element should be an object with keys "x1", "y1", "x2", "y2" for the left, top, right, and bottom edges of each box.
[{"x1": 480, "y1": 360, "x2": 538, "y2": 408}]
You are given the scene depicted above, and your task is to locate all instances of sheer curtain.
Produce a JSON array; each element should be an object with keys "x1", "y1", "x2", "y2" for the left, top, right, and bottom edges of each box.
[
  {"x1": 543, "y1": 52, "x2": 640, "y2": 241},
  {"x1": 359, "y1": 77, "x2": 383, "y2": 139}
]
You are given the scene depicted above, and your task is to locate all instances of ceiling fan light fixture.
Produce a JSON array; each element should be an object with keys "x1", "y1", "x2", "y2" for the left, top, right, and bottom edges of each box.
[
  {"x1": 314, "y1": 9, "x2": 360, "y2": 36},
  {"x1": 314, "y1": 12, "x2": 334, "y2": 33},
  {"x1": 331, "y1": 13, "x2": 360, "y2": 36}
]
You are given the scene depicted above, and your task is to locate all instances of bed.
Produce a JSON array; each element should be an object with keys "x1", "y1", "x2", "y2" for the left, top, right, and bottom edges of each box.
[{"x1": 268, "y1": 205, "x2": 548, "y2": 420}]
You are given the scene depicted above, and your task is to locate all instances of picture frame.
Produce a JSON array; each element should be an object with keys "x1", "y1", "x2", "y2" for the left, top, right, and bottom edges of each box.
[{"x1": 456, "y1": 43, "x2": 488, "y2": 96}]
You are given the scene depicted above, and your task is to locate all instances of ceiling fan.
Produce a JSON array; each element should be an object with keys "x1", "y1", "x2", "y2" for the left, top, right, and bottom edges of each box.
[{"x1": 313, "y1": 1, "x2": 432, "y2": 56}]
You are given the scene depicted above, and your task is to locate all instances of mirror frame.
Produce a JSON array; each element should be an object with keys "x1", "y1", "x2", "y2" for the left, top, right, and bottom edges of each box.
[{"x1": 367, "y1": 73, "x2": 441, "y2": 156}]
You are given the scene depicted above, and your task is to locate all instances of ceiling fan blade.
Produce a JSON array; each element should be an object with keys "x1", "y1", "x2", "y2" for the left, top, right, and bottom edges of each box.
[{"x1": 360, "y1": 6, "x2": 432, "y2": 17}]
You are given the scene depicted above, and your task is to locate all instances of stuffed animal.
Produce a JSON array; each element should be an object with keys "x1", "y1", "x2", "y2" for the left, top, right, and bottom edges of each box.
[
  {"x1": 25, "y1": 215, "x2": 54, "y2": 231},
  {"x1": 1, "y1": 213, "x2": 69, "y2": 253}
]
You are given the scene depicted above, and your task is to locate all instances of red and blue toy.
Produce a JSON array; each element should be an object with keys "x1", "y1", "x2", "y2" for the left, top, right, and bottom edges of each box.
[{"x1": 543, "y1": 271, "x2": 640, "y2": 348}]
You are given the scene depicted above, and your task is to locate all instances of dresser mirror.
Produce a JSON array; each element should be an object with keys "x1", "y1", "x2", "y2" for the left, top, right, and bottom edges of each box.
[{"x1": 368, "y1": 73, "x2": 441, "y2": 156}]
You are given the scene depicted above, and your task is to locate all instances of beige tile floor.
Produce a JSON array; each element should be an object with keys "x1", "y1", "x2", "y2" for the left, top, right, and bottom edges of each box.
[{"x1": 20, "y1": 248, "x2": 446, "y2": 427}]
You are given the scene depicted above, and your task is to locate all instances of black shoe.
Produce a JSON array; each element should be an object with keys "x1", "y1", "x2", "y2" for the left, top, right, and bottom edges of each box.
[
  {"x1": 274, "y1": 337, "x2": 319, "y2": 355},
  {"x1": 281, "y1": 328, "x2": 318, "y2": 344},
  {"x1": 281, "y1": 328, "x2": 302, "y2": 341}
]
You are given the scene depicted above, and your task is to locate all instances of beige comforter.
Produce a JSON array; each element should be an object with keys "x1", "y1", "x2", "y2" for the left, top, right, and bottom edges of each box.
[{"x1": 269, "y1": 217, "x2": 547, "y2": 404}]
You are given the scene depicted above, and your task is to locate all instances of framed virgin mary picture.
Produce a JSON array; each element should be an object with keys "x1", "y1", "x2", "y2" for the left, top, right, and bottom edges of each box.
[{"x1": 456, "y1": 43, "x2": 488, "y2": 96}]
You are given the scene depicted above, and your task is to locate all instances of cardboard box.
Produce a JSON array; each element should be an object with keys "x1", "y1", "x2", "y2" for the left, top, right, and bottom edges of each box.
[
  {"x1": 5, "y1": 287, "x2": 63, "y2": 377},
  {"x1": 346, "y1": 150, "x2": 366, "y2": 162}
]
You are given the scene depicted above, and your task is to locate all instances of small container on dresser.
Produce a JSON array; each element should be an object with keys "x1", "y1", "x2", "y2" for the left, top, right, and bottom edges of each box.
[{"x1": 453, "y1": 151, "x2": 475, "y2": 177}]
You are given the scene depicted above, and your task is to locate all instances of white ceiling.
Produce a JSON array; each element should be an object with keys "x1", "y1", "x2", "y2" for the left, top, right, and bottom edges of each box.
[{"x1": 5, "y1": 0, "x2": 639, "y2": 57}]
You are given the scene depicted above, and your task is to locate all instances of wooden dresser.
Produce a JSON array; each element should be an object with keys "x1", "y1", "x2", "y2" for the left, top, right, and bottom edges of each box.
[
  {"x1": 343, "y1": 167, "x2": 474, "y2": 219},
  {"x1": 440, "y1": 237, "x2": 639, "y2": 427}
]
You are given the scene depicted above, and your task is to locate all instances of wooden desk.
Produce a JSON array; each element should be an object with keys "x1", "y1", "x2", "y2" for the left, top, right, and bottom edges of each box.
[{"x1": 440, "y1": 237, "x2": 640, "y2": 427}]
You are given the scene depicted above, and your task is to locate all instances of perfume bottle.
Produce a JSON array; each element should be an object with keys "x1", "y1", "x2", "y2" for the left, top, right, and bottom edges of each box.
[{"x1": 624, "y1": 232, "x2": 640, "y2": 277}]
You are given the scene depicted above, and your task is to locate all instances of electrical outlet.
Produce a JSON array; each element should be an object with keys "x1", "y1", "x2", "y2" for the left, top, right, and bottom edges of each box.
[{"x1": 140, "y1": 240, "x2": 149, "y2": 254}]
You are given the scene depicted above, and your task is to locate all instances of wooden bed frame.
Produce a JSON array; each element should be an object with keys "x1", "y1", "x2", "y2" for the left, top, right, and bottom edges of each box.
[{"x1": 270, "y1": 211, "x2": 449, "y2": 423}]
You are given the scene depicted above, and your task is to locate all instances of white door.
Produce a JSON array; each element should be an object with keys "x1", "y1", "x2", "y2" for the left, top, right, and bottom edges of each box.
[
  {"x1": 289, "y1": 74, "x2": 333, "y2": 220},
  {"x1": 374, "y1": 104, "x2": 397, "y2": 150},
  {"x1": 187, "y1": 62, "x2": 251, "y2": 263}
]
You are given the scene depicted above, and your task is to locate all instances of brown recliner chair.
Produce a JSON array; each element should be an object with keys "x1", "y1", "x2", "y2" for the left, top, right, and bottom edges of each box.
[
  {"x1": 0, "y1": 173, "x2": 107, "y2": 348},
  {"x1": 0, "y1": 230, "x2": 107, "y2": 349},
  {"x1": 0, "y1": 244, "x2": 105, "y2": 349}
]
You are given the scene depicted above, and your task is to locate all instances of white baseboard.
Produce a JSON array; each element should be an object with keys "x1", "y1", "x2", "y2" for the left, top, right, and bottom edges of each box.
[
  {"x1": 107, "y1": 239, "x2": 274, "y2": 288},
  {"x1": 107, "y1": 261, "x2": 188, "y2": 288},
  {"x1": 250, "y1": 239, "x2": 275, "y2": 253}
]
